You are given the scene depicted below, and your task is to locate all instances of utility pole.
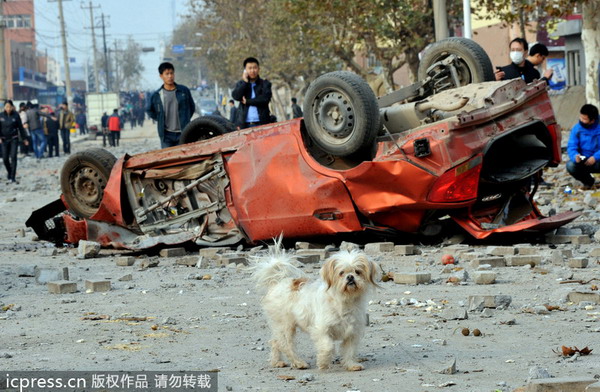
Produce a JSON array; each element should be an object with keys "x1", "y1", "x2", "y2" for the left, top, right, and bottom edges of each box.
[
  {"x1": 81, "y1": 1, "x2": 100, "y2": 92},
  {"x1": 463, "y1": 0, "x2": 472, "y2": 39},
  {"x1": 0, "y1": 0, "x2": 7, "y2": 99},
  {"x1": 49, "y1": 0, "x2": 73, "y2": 105},
  {"x1": 433, "y1": 0, "x2": 449, "y2": 41},
  {"x1": 99, "y1": 13, "x2": 110, "y2": 91},
  {"x1": 113, "y1": 40, "x2": 119, "y2": 92}
]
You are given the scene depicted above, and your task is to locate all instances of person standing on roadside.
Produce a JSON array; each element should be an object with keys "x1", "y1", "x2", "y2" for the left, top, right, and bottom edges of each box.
[
  {"x1": 0, "y1": 100, "x2": 29, "y2": 183},
  {"x1": 494, "y1": 38, "x2": 540, "y2": 84},
  {"x1": 146, "y1": 62, "x2": 196, "y2": 148},
  {"x1": 108, "y1": 109, "x2": 122, "y2": 147},
  {"x1": 75, "y1": 110, "x2": 88, "y2": 136},
  {"x1": 101, "y1": 111, "x2": 110, "y2": 147},
  {"x1": 41, "y1": 106, "x2": 60, "y2": 158},
  {"x1": 291, "y1": 97, "x2": 303, "y2": 119},
  {"x1": 18, "y1": 102, "x2": 31, "y2": 157},
  {"x1": 527, "y1": 43, "x2": 554, "y2": 83},
  {"x1": 26, "y1": 102, "x2": 46, "y2": 160},
  {"x1": 228, "y1": 100, "x2": 238, "y2": 123},
  {"x1": 58, "y1": 102, "x2": 75, "y2": 154},
  {"x1": 232, "y1": 57, "x2": 272, "y2": 129}
]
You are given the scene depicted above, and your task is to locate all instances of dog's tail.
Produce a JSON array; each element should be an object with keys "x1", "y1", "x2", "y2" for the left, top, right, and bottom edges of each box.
[{"x1": 251, "y1": 235, "x2": 304, "y2": 288}]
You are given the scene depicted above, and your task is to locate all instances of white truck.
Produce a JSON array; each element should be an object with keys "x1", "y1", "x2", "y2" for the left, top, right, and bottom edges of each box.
[{"x1": 86, "y1": 92, "x2": 120, "y2": 131}]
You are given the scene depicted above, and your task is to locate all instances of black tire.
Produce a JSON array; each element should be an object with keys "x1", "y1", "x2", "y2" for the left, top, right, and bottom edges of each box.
[
  {"x1": 417, "y1": 38, "x2": 494, "y2": 86},
  {"x1": 303, "y1": 71, "x2": 380, "y2": 157},
  {"x1": 60, "y1": 148, "x2": 117, "y2": 219},
  {"x1": 179, "y1": 115, "x2": 235, "y2": 145}
]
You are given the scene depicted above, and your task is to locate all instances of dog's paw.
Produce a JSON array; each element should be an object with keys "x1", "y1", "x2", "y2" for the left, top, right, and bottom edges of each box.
[
  {"x1": 317, "y1": 362, "x2": 330, "y2": 370},
  {"x1": 272, "y1": 361, "x2": 289, "y2": 368},
  {"x1": 292, "y1": 360, "x2": 310, "y2": 369},
  {"x1": 345, "y1": 363, "x2": 364, "y2": 371}
]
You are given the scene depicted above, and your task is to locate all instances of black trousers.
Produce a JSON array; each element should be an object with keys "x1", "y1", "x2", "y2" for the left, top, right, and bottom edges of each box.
[
  {"x1": 2, "y1": 137, "x2": 19, "y2": 181},
  {"x1": 60, "y1": 128, "x2": 71, "y2": 154},
  {"x1": 47, "y1": 134, "x2": 60, "y2": 157}
]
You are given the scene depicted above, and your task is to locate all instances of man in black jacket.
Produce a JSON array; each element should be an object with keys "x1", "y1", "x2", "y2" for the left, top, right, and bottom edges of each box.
[
  {"x1": 232, "y1": 57, "x2": 272, "y2": 129},
  {"x1": 494, "y1": 38, "x2": 540, "y2": 83}
]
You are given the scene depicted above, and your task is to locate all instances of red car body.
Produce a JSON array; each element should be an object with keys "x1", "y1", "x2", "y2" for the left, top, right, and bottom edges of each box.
[{"x1": 28, "y1": 79, "x2": 579, "y2": 249}]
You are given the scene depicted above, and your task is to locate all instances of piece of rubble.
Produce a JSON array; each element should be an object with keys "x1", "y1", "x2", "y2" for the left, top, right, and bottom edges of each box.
[
  {"x1": 364, "y1": 242, "x2": 394, "y2": 254},
  {"x1": 524, "y1": 376, "x2": 596, "y2": 392},
  {"x1": 393, "y1": 272, "x2": 431, "y2": 285},
  {"x1": 296, "y1": 249, "x2": 329, "y2": 261},
  {"x1": 527, "y1": 366, "x2": 552, "y2": 381},
  {"x1": 176, "y1": 256, "x2": 200, "y2": 267},
  {"x1": 216, "y1": 253, "x2": 248, "y2": 267},
  {"x1": 297, "y1": 255, "x2": 320, "y2": 264},
  {"x1": 567, "y1": 292, "x2": 600, "y2": 304},
  {"x1": 472, "y1": 271, "x2": 496, "y2": 285},
  {"x1": 140, "y1": 258, "x2": 159, "y2": 269},
  {"x1": 36, "y1": 267, "x2": 69, "y2": 284},
  {"x1": 586, "y1": 381, "x2": 600, "y2": 391},
  {"x1": 394, "y1": 245, "x2": 415, "y2": 255},
  {"x1": 17, "y1": 265, "x2": 37, "y2": 277},
  {"x1": 85, "y1": 280, "x2": 111, "y2": 293},
  {"x1": 471, "y1": 257, "x2": 505, "y2": 268},
  {"x1": 47, "y1": 281, "x2": 77, "y2": 294},
  {"x1": 438, "y1": 358, "x2": 457, "y2": 374},
  {"x1": 486, "y1": 246, "x2": 515, "y2": 256},
  {"x1": 507, "y1": 255, "x2": 541, "y2": 267},
  {"x1": 546, "y1": 234, "x2": 591, "y2": 245},
  {"x1": 468, "y1": 295, "x2": 512, "y2": 312},
  {"x1": 77, "y1": 240, "x2": 101, "y2": 259},
  {"x1": 339, "y1": 241, "x2": 360, "y2": 252},
  {"x1": 480, "y1": 308, "x2": 494, "y2": 318},
  {"x1": 199, "y1": 247, "x2": 231, "y2": 258},
  {"x1": 440, "y1": 308, "x2": 468, "y2": 320},
  {"x1": 118, "y1": 274, "x2": 132, "y2": 282},
  {"x1": 295, "y1": 242, "x2": 324, "y2": 250},
  {"x1": 116, "y1": 257, "x2": 135, "y2": 266},
  {"x1": 568, "y1": 258, "x2": 588, "y2": 269},
  {"x1": 159, "y1": 247, "x2": 187, "y2": 257},
  {"x1": 590, "y1": 247, "x2": 600, "y2": 257}
]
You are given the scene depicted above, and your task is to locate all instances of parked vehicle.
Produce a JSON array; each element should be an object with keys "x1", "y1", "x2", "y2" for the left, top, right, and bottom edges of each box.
[
  {"x1": 27, "y1": 39, "x2": 579, "y2": 249},
  {"x1": 86, "y1": 92, "x2": 120, "y2": 129}
]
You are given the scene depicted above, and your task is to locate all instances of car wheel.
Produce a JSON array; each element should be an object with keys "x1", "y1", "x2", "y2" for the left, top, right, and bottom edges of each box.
[
  {"x1": 303, "y1": 71, "x2": 380, "y2": 157},
  {"x1": 179, "y1": 115, "x2": 236, "y2": 145},
  {"x1": 60, "y1": 148, "x2": 117, "y2": 218},
  {"x1": 417, "y1": 37, "x2": 494, "y2": 86}
]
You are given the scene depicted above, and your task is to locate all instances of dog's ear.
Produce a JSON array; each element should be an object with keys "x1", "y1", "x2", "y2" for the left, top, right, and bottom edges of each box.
[
  {"x1": 321, "y1": 257, "x2": 337, "y2": 290},
  {"x1": 358, "y1": 255, "x2": 381, "y2": 288}
]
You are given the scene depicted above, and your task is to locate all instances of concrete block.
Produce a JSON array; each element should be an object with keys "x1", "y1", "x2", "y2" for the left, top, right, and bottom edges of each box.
[
  {"x1": 140, "y1": 258, "x2": 159, "y2": 269},
  {"x1": 339, "y1": 241, "x2": 360, "y2": 252},
  {"x1": 199, "y1": 247, "x2": 231, "y2": 258},
  {"x1": 486, "y1": 246, "x2": 516, "y2": 256},
  {"x1": 36, "y1": 267, "x2": 69, "y2": 284},
  {"x1": 549, "y1": 250, "x2": 565, "y2": 266},
  {"x1": 17, "y1": 265, "x2": 37, "y2": 277},
  {"x1": 394, "y1": 245, "x2": 415, "y2": 255},
  {"x1": 393, "y1": 272, "x2": 431, "y2": 285},
  {"x1": 364, "y1": 242, "x2": 395, "y2": 254},
  {"x1": 297, "y1": 255, "x2": 320, "y2": 264},
  {"x1": 295, "y1": 242, "x2": 324, "y2": 250},
  {"x1": 85, "y1": 279, "x2": 111, "y2": 293},
  {"x1": 176, "y1": 256, "x2": 200, "y2": 267},
  {"x1": 116, "y1": 257, "x2": 135, "y2": 266},
  {"x1": 77, "y1": 240, "x2": 101, "y2": 259},
  {"x1": 216, "y1": 253, "x2": 248, "y2": 267},
  {"x1": 516, "y1": 246, "x2": 538, "y2": 255},
  {"x1": 546, "y1": 234, "x2": 590, "y2": 244},
  {"x1": 470, "y1": 257, "x2": 506, "y2": 268},
  {"x1": 568, "y1": 257, "x2": 588, "y2": 269},
  {"x1": 472, "y1": 271, "x2": 497, "y2": 284},
  {"x1": 507, "y1": 255, "x2": 541, "y2": 267},
  {"x1": 440, "y1": 308, "x2": 468, "y2": 320},
  {"x1": 468, "y1": 295, "x2": 512, "y2": 311},
  {"x1": 459, "y1": 252, "x2": 485, "y2": 261},
  {"x1": 526, "y1": 377, "x2": 596, "y2": 392},
  {"x1": 159, "y1": 247, "x2": 187, "y2": 257},
  {"x1": 296, "y1": 249, "x2": 329, "y2": 260},
  {"x1": 590, "y1": 248, "x2": 600, "y2": 257},
  {"x1": 568, "y1": 292, "x2": 600, "y2": 304},
  {"x1": 118, "y1": 274, "x2": 132, "y2": 282},
  {"x1": 47, "y1": 281, "x2": 77, "y2": 294}
]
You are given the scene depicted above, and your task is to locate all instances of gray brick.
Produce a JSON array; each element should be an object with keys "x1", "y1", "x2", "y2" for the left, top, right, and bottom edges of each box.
[
  {"x1": 590, "y1": 248, "x2": 600, "y2": 257},
  {"x1": 393, "y1": 272, "x2": 431, "y2": 285},
  {"x1": 36, "y1": 267, "x2": 69, "y2": 284},
  {"x1": 567, "y1": 292, "x2": 600, "y2": 304},
  {"x1": 486, "y1": 246, "x2": 515, "y2": 256},
  {"x1": 525, "y1": 377, "x2": 596, "y2": 392},
  {"x1": 586, "y1": 381, "x2": 600, "y2": 392},
  {"x1": 295, "y1": 242, "x2": 324, "y2": 250},
  {"x1": 140, "y1": 258, "x2": 159, "y2": 269},
  {"x1": 17, "y1": 265, "x2": 37, "y2": 277},
  {"x1": 468, "y1": 295, "x2": 512, "y2": 311},
  {"x1": 77, "y1": 240, "x2": 101, "y2": 259},
  {"x1": 470, "y1": 257, "x2": 506, "y2": 268},
  {"x1": 216, "y1": 253, "x2": 248, "y2": 267},
  {"x1": 394, "y1": 245, "x2": 415, "y2": 255},
  {"x1": 297, "y1": 255, "x2": 320, "y2": 264},
  {"x1": 516, "y1": 246, "x2": 538, "y2": 255},
  {"x1": 364, "y1": 242, "x2": 395, "y2": 254},
  {"x1": 159, "y1": 247, "x2": 187, "y2": 257},
  {"x1": 116, "y1": 257, "x2": 135, "y2": 266},
  {"x1": 472, "y1": 271, "x2": 496, "y2": 284},
  {"x1": 296, "y1": 249, "x2": 329, "y2": 260},
  {"x1": 176, "y1": 256, "x2": 200, "y2": 267},
  {"x1": 85, "y1": 280, "x2": 111, "y2": 293},
  {"x1": 47, "y1": 281, "x2": 77, "y2": 294},
  {"x1": 568, "y1": 257, "x2": 588, "y2": 269},
  {"x1": 546, "y1": 234, "x2": 591, "y2": 244},
  {"x1": 339, "y1": 241, "x2": 360, "y2": 252},
  {"x1": 199, "y1": 247, "x2": 231, "y2": 258},
  {"x1": 507, "y1": 255, "x2": 541, "y2": 267}
]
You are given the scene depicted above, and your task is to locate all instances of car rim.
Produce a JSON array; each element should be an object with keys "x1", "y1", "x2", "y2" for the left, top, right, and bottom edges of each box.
[
  {"x1": 314, "y1": 88, "x2": 355, "y2": 144},
  {"x1": 70, "y1": 165, "x2": 106, "y2": 211}
]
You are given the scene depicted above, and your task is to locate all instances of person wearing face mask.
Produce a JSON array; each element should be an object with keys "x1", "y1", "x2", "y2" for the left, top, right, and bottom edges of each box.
[
  {"x1": 494, "y1": 38, "x2": 541, "y2": 83},
  {"x1": 566, "y1": 104, "x2": 600, "y2": 189}
]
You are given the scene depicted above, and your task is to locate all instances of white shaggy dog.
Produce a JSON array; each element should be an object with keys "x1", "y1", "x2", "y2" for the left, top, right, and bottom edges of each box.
[{"x1": 253, "y1": 242, "x2": 379, "y2": 371}]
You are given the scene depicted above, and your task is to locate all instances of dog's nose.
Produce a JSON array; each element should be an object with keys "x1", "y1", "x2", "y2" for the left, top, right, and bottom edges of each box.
[{"x1": 347, "y1": 275, "x2": 354, "y2": 282}]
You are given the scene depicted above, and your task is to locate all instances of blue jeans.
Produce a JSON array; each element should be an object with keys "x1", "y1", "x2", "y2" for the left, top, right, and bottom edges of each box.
[
  {"x1": 161, "y1": 130, "x2": 181, "y2": 149},
  {"x1": 60, "y1": 128, "x2": 71, "y2": 154},
  {"x1": 566, "y1": 159, "x2": 600, "y2": 186},
  {"x1": 31, "y1": 129, "x2": 47, "y2": 159}
]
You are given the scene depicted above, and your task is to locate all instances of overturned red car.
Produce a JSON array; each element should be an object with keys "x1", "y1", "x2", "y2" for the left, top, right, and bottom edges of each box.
[{"x1": 27, "y1": 38, "x2": 579, "y2": 249}]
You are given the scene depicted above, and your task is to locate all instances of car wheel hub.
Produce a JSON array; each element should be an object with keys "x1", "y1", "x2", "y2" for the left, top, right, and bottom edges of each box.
[
  {"x1": 317, "y1": 91, "x2": 354, "y2": 140},
  {"x1": 72, "y1": 167, "x2": 104, "y2": 209}
]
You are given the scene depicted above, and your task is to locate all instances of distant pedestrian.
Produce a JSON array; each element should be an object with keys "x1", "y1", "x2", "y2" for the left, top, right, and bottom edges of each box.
[
  {"x1": 41, "y1": 106, "x2": 60, "y2": 158},
  {"x1": 75, "y1": 110, "x2": 88, "y2": 135},
  {"x1": 228, "y1": 100, "x2": 238, "y2": 124},
  {"x1": 108, "y1": 109, "x2": 122, "y2": 147},
  {"x1": 18, "y1": 102, "x2": 31, "y2": 156},
  {"x1": 146, "y1": 62, "x2": 196, "y2": 148},
  {"x1": 58, "y1": 102, "x2": 75, "y2": 154},
  {"x1": 26, "y1": 102, "x2": 46, "y2": 160},
  {"x1": 232, "y1": 57, "x2": 272, "y2": 129},
  {"x1": 101, "y1": 111, "x2": 109, "y2": 147},
  {"x1": 291, "y1": 97, "x2": 303, "y2": 119},
  {"x1": 0, "y1": 100, "x2": 29, "y2": 183}
]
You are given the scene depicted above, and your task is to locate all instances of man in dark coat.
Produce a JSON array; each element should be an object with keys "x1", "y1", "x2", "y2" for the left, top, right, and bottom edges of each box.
[{"x1": 231, "y1": 57, "x2": 272, "y2": 129}]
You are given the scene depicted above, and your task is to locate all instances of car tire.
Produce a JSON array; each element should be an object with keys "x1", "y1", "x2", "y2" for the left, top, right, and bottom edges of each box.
[
  {"x1": 60, "y1": 148, "x2": 117, "y2": 218},
  {"x1": 417, "y1": 37, "x2": 495, "y2": 85},
  {"x1": 179, "y1": 115, "x2": 236, "y2": 145},
  {"x1": 303, "y1": 71, "x2": 380, "y2": 157}
]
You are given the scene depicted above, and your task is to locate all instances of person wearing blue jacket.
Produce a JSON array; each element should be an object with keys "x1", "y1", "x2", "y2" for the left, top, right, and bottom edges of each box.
[{"x1": 566, "y1": 104, "x2": 600, "y2": 188}]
